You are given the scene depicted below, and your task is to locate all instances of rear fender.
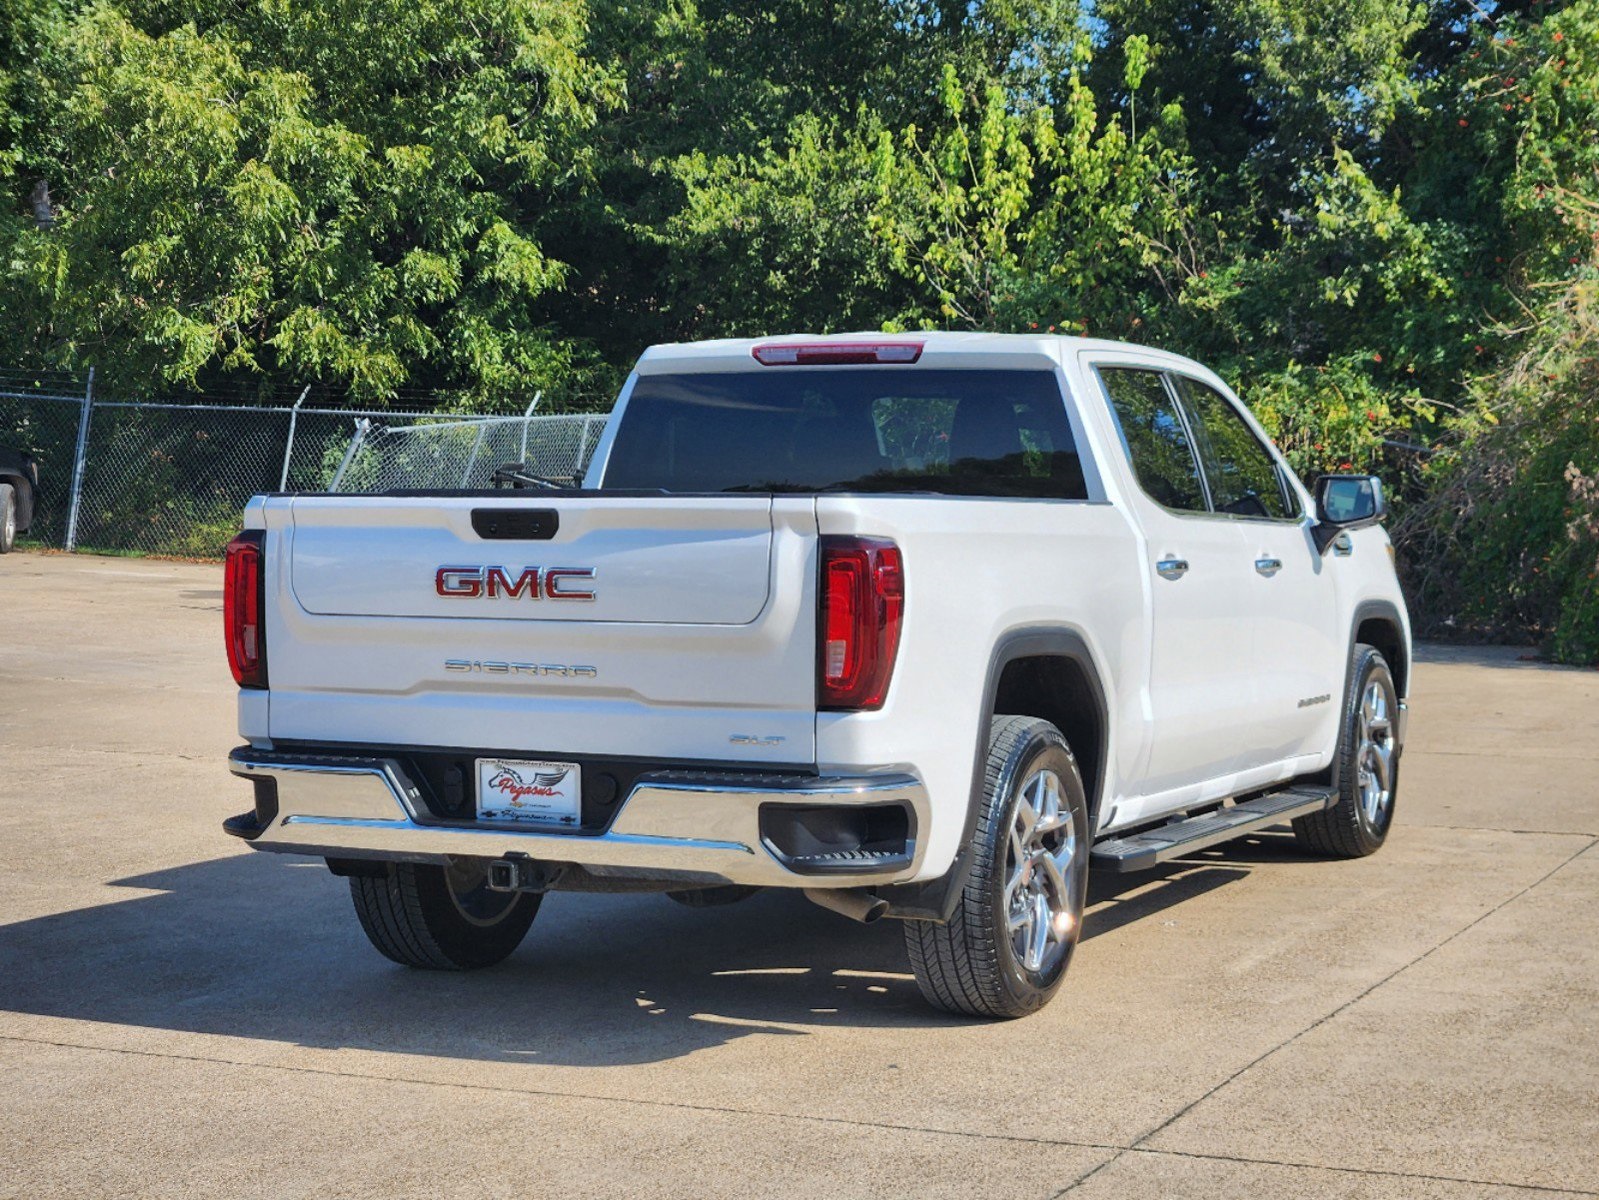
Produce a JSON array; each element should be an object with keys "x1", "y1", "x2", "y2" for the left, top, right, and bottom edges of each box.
[{"x1": 878, "y1": 626, "x2": 1110, "y2": 922}]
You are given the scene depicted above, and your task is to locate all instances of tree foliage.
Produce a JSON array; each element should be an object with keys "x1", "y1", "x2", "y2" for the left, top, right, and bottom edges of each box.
[
  {"x1": 3, "y1": 0, "x2": 611, "y2": 399},
  {"x1": 2, "y1": 0, "x2": 1597, "y2": 655}
]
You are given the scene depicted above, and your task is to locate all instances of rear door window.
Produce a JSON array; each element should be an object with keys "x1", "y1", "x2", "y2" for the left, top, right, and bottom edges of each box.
[
  {"x1": 1171, "y1": 375, "x2": 1295, "y2": 519},
  {"x1": 1096, "y1": 367, "x2": 1207, "y2": 513},
  {"x1": 603, "y1": 370, "x2": 1088, "y2": 499}
]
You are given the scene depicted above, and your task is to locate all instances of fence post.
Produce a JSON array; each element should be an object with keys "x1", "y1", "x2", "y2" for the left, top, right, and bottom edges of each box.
[
  {"x1": 63, "y1": 366, "x2": 95, "y2": 552},
  {"x1": 278, "y1": 386, "x2": 311, "y2": 491},
  {"x1": 575, "y1": 416, "x2": 592, "y2": 478},
  {"x1": 517, "y1": 390, "x2": 543, "y2": 463},
  {"x1": 461, "y1": 422, "x2": 488, "y2": 486},
  {"x1": 329, "y1": 418, "x2": 371, "y2": 491}
]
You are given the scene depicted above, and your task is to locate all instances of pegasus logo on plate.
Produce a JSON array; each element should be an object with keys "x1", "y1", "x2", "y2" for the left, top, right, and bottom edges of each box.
[
  {"x1": 487, "y1": 766, "x2": 570, "y2": 804},
  {"x1": 435, "y1": 565, "x2": 596, "y2": 601}
]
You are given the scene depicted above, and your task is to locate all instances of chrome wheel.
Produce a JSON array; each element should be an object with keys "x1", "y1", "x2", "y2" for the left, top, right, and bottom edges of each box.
[
  {"x1": 1355, "y1": 680, "x2": 1396, "y2": 827},
  {"x1": 1004, "y1": 768, "x2": 1082, "y2": 976},
  {"x1": 2, "y1": 503, "x2": 13, "y2": 545}
]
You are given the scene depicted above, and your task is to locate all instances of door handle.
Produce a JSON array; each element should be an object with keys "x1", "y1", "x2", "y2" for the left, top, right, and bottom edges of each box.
[
  {"x1": 1254, "y1": 557, "x2": 1283, "y2": 577},
  {"x1": 1156, "y1": 558, "x2": 1189, "y2": 580}
]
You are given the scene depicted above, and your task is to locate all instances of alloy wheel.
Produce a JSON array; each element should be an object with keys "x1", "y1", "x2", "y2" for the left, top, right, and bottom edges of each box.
[
  {"x1": 1004, "y1": 768, "x2": 1082, "y2": 975},
  {"x1": 1355, "y1": 679, "x2": 1396, "y2": 828}
]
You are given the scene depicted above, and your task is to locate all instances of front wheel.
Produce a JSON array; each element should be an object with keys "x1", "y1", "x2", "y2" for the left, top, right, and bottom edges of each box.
[
  {"x1": 905, "y1": 715, "x2": 1090, "y2": 1019},
  {"x1": 349, "y1": 859, "x2": 540, "y2": 969},
  {"x1": 1293, "y1": 644, "x2": 1400, "y2": 857}
]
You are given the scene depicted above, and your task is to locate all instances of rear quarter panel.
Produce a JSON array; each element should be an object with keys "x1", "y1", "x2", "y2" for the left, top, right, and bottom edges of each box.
[{"x1": 814, "y1": 495, "x2": 1146, "y2": 880}]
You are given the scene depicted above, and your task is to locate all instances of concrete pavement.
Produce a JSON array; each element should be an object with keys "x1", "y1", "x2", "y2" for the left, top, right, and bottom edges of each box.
[{"x1": 1, "y1": 551, "x2": 1595, "y2": 1198}]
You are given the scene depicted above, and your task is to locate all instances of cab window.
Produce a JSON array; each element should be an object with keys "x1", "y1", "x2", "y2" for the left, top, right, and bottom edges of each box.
[
  {"x1": 1171, "y1": 375, "x2": 1295, "y2": 520},
  {"x1": 1096, "y1": 367, "x2": 1207, "y2": 513}
]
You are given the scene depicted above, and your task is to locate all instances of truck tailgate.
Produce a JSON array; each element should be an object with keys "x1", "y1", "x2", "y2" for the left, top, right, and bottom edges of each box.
[
  {"x1": 289, "y1": 495, "x2": 772, "y2": 624},
  {"x1": 259, "y1": 494, "x2": 818, "y2": 763}
]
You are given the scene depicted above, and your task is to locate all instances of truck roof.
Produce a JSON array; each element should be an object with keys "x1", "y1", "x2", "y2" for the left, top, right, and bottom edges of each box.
[{"x1": 634, "y1": 331, "x2": 1209, "y2": 377}]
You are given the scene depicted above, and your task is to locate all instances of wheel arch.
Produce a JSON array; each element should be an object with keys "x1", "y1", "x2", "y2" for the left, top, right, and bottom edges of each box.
[
  {"x1": 1352, "y1": 600, "x2": 1409, "y2": 698},
  {"x1": 879, "y1": 625, "x2": 1111, "y2": 922},
  {"x1": 1316, "y1": 599, "x2": 1411, "y2": 791}
]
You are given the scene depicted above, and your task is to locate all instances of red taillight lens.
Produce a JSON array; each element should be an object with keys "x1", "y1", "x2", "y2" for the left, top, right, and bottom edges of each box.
[
  {"x1": 818, "y1": 537, "x2": 904, "y2": 711},
  {"x1": 224, "y1": 531, "x2": 267, "y2": 688}
]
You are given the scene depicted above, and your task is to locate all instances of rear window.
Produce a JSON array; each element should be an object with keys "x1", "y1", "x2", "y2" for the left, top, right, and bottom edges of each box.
[{"x1": 602, "y1": 370, "x2": 1088, "y2": 499}]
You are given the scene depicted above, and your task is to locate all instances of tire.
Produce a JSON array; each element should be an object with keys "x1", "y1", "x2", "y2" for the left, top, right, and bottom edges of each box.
[
  {"x1": 349, "y1": 859, "x2": 540, "y2": 969},
  {"x1": 666, "y1": 885, "x2": 760, "y2": 907},
  {"x1": 905, "y1": 715, "x2": 1091, "y2": 1019},
  {"x1": 1293, "y1": 644, "x2": 1400, "y2": 858},
  {"x1": 0, "y1": 483, "x2": 15, "y2": 553}
]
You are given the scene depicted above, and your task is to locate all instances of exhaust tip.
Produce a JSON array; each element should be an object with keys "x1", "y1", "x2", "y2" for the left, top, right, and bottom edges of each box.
[{"x1": 804, "y1": 887, "x2": 890, "y2": 925}]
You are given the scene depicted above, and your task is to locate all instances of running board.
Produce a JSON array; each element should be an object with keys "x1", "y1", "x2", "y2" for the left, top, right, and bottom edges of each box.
[{"x1": 1090, "y1": 786, "x2": 1337, "y2": 873}]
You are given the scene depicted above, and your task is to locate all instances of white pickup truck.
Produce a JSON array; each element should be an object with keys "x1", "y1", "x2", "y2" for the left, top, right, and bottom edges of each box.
[{"x1": 223, "y1": 333, "x2": 1410, "y2": 1018}]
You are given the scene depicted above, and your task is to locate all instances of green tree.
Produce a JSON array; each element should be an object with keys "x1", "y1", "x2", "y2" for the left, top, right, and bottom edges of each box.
[{"x1": 4, "y1": 0, "x2": 612, "y2": 401}]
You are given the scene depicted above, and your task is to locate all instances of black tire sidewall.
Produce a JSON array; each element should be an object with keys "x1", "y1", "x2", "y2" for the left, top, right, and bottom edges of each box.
[
  {"x1": 410, "y1": 862, "x2": 540, "y2": 968},
  {"x1": 1340, "y1": 650, "x2": 1399, "y2": 848},
  {"x1": 984, "y1": 723, "x2": 1090, "y2": 1013}
]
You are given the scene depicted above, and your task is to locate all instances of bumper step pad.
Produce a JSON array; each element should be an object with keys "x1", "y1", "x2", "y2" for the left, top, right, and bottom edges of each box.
[{"x1": 1090, "y1": 785, "x2": 1337, "y2": 873}]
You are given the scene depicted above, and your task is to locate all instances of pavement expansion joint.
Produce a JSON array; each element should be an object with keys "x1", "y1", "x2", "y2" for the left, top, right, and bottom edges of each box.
[
  {"x1": 1121, "y1": 1147, "x2": 1599, "y2": 1197},
  {"x1": 1415, "y1": 823, "x2": 1599, "y2": 838},
  {"x1": 1409, "y1": 749, "x2": 1599, "y2": 764},
  {"x1": 1053, "y1": 834, "x2": 1599, "y2": 1198},
  {"x1": 0, "y1": 1031, "x2": 1124, "y2": 1154}
]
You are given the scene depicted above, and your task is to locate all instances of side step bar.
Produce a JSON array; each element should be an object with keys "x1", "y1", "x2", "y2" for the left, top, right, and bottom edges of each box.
[{"x1": 1090, "y1": 785, "x2": 1337, "y2": 873}]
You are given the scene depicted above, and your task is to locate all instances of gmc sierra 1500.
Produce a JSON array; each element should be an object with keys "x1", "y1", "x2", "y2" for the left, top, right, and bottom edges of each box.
[{"x1": 223, "y1": 333, "x2": 1410, "y2": 1018}]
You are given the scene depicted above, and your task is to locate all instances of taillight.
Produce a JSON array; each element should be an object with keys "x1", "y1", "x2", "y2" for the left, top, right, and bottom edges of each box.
[
  {"x1": 224, "y1": 531, "x2": 267, "y2": 688},
  {"x1": 818, "y1": 537, "x2": 904, "y2": 711}
]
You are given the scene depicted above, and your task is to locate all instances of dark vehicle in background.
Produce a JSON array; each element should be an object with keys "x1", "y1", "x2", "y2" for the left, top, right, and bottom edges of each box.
[{"x1": 0, "y1": 447, "x2": 41, "y2": 553}]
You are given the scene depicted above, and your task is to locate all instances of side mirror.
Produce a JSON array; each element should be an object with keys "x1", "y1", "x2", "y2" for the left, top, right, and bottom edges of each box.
[{"x1": 1313, "y1": 474, "x2": 1387, "y2": 554}]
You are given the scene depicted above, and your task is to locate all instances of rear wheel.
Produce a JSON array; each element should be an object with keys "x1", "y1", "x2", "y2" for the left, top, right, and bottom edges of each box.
[
  {"x1": 1293, "y1": 644, "x2": 1400, "y2": 857},
  {"x1": 349, "y1": 859, "x2": 540, "y2": 969},
  {"x1": 0, "y1": 483, "x2": 15, "y2": 553},
  {"x1": 905, "y1": 716, "x2": 1090, "y2": 1019}
]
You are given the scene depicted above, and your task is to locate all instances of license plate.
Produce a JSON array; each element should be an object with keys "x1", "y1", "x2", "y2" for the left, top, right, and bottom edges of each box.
[{"x1": 476, "y1": 758, "x2": 582, "y2": 826}]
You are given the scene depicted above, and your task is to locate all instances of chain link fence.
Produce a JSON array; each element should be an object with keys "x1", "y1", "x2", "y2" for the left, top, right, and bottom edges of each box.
[
  {"x1": 330, "y1": 412, "x2": 608, "y2": 493},
  {"x1": 0, "y1": 371, "x2": 613, "y2": 558},
  {"x1": 0, "y1": 372, "x2": 84, "y2": 548}
]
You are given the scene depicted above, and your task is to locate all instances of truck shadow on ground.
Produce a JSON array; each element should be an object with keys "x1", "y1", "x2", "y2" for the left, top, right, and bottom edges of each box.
[{"x1": 0, "y1": 845, "x2": 1267, "y2": 1066}]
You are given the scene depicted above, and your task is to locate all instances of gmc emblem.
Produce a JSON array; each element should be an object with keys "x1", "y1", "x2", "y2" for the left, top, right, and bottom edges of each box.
[{"x1": 435, "y1": 565, "x2": 597, "y2": 601}]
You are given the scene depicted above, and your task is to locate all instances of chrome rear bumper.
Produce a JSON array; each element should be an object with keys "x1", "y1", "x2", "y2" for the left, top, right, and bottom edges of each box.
[{"x1": 226, "y1": 747, "x2": 928, "y2": 888}]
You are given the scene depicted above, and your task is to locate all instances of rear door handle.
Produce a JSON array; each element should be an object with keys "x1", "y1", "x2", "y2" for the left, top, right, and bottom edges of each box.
[
  {"x1": 1156, "y1": 558, "x2": 1189, "y2": 580},
  {"x1": 1254, "y1": 557, "x2": 1283, "y2": 577}
]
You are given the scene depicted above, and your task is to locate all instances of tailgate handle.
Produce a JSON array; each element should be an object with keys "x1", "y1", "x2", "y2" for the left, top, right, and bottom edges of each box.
[{"x1": 471, "y1": 508, "x2": 559, "y2": 540}]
